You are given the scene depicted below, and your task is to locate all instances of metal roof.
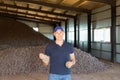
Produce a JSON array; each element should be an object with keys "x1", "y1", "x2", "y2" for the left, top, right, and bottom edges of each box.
[{"x1": 0, "y1": 0, "x2": 115, "y2": 24}]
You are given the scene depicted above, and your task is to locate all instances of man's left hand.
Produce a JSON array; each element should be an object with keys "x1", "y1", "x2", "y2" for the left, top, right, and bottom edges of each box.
[{"x1": 65, "y1": 61, "x2": 74, "y2": 68}]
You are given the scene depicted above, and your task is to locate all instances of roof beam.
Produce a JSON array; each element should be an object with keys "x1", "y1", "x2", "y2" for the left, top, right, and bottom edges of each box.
[
  {"x1": 0, "y1": 3, "x2": 75, "y2": 18},
  {"x1": 50, "y1": 0, "x2": 64, "y2": 12},
  {"x1": 88, "y1": 0, "x2": 115, "y2": 5},
  {"x1": 64, "y1": 0, "x2": 85, "y2": 14},
  {"x1": 0, "y1": 8, "x2": 66, "y2": 21},
  {"x1": 56, "y1": 0, "x2": 64, "y2": 4},
  {"x1": 14, "y1": 0, "x2": 90, "y2": 13},
  {"x1": 72, "y1": 0, "x2": 85, "y2": 7},
  {"x1": 0, "y1": 13, "x2": 54, "y2": 25},
  {"x1": 0, "y1": 12, "x2": 60, "y2": 24}
]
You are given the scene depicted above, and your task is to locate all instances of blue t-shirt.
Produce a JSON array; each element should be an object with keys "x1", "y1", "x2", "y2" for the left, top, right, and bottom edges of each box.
[{"x1": 45, "y1": 41, "x2": 74, "y2": 75}]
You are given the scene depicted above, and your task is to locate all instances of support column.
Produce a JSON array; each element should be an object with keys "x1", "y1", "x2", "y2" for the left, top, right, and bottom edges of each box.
[
  {"x1": 87, "y1": 12, "x2": 91, "y2": 53},
  {"x1": 78, "y1": 16, "x2": 80, "y2": 48},
  {"x1": 65, "y1": 20, "x2": 68, "y2": 42},
  {"x1": 53, "y1": 24, "x2": 56, "y2": 40},
  {"x1": 74, "y1": 16, "x2": 77, "y2": 47},
  {"x1": 111, "y1": 2, "x2": 116, "y2": 63}
]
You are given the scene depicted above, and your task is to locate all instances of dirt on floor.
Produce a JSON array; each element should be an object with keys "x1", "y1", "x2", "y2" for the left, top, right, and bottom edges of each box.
[
  {"x1": 0, "y1": 61, "x2": 120, "y2": 80},
  {"x1": 0, "y1": 17, "x2": 111, "y2": 76},
  {"x1": 0, "y1": 17, "x2": 118, "y2": 80}
]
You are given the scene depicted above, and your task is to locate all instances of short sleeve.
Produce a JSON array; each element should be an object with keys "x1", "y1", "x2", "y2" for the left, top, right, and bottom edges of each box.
[
  {"x1": 68, "y1": 43, "x2": 74, "y2": 54},
  {"x1": 45, "y1": 44, "x2": 50, "y2": 56}
]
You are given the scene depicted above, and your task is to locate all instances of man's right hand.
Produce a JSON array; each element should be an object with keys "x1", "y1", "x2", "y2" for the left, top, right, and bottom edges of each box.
[{"x1": 39, "y1": 53, "x2": 49, "y2": 65}]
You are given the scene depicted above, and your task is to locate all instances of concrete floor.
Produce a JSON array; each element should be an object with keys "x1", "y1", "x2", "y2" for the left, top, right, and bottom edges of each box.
[{"x1": 0, "y1": 62, "x2": 120, "y2": 80}]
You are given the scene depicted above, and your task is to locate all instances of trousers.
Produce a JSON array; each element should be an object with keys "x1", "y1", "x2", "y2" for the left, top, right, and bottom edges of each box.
[{"x1": 48, "y1": 73, "x2": 71, "y2": 80}]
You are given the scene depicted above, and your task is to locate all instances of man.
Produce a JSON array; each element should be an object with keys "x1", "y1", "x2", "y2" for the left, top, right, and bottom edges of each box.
[{"x1": 39, "y1": 26, "x2": 75, "y2": 80}]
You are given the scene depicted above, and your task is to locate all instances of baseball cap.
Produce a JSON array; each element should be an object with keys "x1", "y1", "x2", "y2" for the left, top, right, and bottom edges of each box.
[{"x1": 54, "y1": 26, "x2": 64, "y2": 32}]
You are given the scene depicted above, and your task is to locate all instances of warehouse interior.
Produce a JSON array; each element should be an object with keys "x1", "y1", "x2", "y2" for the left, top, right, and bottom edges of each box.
[{"x1": 0, "y1": 0, "x2": 120, "y2": 80}]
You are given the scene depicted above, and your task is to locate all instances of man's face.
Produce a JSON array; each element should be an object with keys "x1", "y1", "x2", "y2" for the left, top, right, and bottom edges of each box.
[{"x1": 54, "y1": 30, "x2": 64, "y2": 41}]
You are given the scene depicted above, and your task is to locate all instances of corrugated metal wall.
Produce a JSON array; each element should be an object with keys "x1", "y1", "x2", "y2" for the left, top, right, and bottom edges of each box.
[
  {"x1": 90, "y1": 0, "x2": 120, "y2": 63},
  {"x1": 18, "y1": 20, "x2": 54, "y2": 40},
  {"x1": 67, "y1": 18, "x2": 74, "y2": 44},
  {"x1": 61, "y1": 21, "x2": 65, "y2": 40},
  {"x1": 38, "y1": 24, "x2": 53, "y2": 40},
  {"x1": 78, "y1": 14, "x2": 88, "y2": 52},
  {"x1": 18, "y1": 20, "x2": 37, "y2": 28},
  {"x1": 91, "y1": 5, "x2": 111, "y2": 61},
  {"x1": 74, "y1": 0, "x2": 120, "y2": 63},
  {"x1": 116, "y1": 0, "x2": 120, "y2": 63}
]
